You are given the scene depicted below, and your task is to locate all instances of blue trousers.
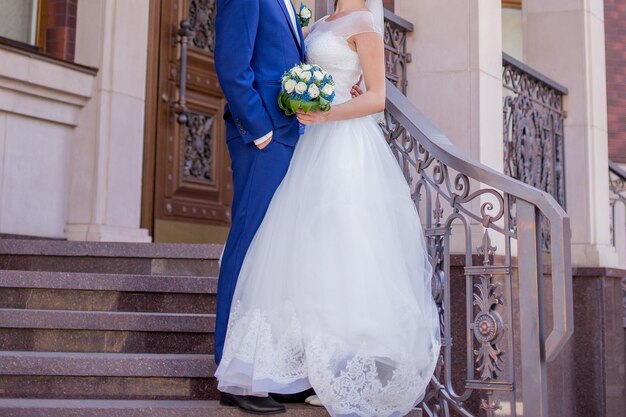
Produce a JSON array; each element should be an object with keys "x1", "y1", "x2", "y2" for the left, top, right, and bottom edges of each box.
[{"x1": 214, "y1": 137, "x2": 295, "y2": 365}]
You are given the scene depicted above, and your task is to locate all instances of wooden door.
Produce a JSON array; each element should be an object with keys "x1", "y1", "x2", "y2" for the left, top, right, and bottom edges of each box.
[{"x1": 143, "y1": 0, "x2": 233, "y2": 243}]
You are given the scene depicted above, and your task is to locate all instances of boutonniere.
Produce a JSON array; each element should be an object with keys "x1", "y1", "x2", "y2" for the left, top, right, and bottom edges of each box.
[{"x1": 298, "y1": 4, "x2": 312, "y2": 27}]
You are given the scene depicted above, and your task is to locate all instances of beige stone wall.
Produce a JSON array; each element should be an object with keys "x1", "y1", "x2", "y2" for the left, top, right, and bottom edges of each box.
[{"x1": 0, "y1": 47, "x2": 94, "y2": 238}]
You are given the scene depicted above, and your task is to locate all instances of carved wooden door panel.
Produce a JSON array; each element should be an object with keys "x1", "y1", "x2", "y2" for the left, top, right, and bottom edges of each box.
[{"x1": 146, "y1": 0, "x2": 233, "y2": 242}]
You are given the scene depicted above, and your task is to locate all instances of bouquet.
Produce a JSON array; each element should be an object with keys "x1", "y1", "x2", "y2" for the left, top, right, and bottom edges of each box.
[
  {"x1": 298, "y1": 4, "x2": 312, "y2": 27},
  {"x1": 278, "y1": 63, "x2": 336, "y2": 116}
]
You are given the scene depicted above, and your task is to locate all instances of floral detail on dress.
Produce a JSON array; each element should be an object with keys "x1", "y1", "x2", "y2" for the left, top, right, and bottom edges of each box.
[{"x1": 219, "y1": 302, "x2": 441, "y2": 417}]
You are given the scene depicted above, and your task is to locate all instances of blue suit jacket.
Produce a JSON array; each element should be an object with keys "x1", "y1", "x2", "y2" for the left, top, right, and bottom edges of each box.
[{"x1": 215, "y1": 0, "x2": 305, "y2": 146}]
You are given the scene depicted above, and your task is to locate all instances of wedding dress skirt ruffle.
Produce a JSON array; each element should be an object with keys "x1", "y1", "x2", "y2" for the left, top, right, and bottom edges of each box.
[{"x1": 215, "y1": 113, "x2": 441, "y2": 417}]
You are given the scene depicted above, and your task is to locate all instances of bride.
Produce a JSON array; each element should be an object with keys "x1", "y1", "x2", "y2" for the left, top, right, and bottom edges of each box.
[{"x1": 215, "y1": 1, "x2": 441, "y2": 416}]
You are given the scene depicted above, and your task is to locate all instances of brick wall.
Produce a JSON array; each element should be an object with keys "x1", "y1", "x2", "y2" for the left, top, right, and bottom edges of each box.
[
  {"x1": 45, "y1": 0, "x2": 77, "y2": 61},
  {"x1": 605, "y1": 0, "x2": 626, "y2": 162}
]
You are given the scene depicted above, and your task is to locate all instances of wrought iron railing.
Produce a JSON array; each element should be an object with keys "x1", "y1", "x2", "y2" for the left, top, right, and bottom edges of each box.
[
  {"x1": 608, "y1": 161, "x2": 626, "y2": 328},
  {"x1": 609, "y1": 162, "x2": 626, "y2": 247},
  {"x1": 383, "y1": 9, "x2": 412, "y2": 94},
  {"x1": 384, "y1": 81, "x2": 573, "y2": 417},
  {"x1": 502, "y1": 54, "x2": 568, "y2": 253},
  {"x1": 502, "y1": 53, "x2": 568, "y2": 210}
]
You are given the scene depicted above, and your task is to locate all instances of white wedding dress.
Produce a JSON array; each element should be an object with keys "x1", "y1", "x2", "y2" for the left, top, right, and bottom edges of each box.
[{"x1": 215, "y1": 10, "x2": 441, "y2": 417}]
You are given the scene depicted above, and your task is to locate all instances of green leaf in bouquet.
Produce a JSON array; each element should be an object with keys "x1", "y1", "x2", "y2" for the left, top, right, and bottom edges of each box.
[
  {"x1": 301, "y1": 101, "x2": 314, "y2": 113},
  {"x1": 289, "y1": 99, "x2": 302, "y2": 114},
  {"x1": 278, "y1": 94, "x2": 294, "y2": 115},
  {"x1": 309, "y1": 101, "x2": 320, "y2": 112},
  {"x1": 319, "y1": 97, "x2": 331, "y2": 112},
  {"x1": 278, "y1": 94, "x2": 286, "y2": 111}
]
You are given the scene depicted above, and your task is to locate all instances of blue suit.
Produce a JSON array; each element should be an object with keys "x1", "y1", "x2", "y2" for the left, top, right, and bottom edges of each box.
[{"x1": 214, "y1": 0, "x2": 305, "y2": 365}]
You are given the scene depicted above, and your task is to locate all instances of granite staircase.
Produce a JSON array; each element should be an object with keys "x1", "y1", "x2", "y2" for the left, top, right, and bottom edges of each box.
[{"x1": 0, "y1": 239, "x2": 421, "y2": 416}]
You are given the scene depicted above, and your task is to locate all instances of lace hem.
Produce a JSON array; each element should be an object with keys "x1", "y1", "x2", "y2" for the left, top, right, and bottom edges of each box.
[{"x1": 217, "y1": 301, "x2": 441, "y2": 417}]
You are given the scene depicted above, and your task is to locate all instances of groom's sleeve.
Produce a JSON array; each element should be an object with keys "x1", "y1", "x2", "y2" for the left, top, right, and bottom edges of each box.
[{"x1": 215, "y1": 0, "x2": 274, "y2": 144}]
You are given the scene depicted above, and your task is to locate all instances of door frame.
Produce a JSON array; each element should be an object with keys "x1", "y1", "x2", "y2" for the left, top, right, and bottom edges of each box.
[{"x1": 140, "y1": 0, "x2": 162, "y2": 236}]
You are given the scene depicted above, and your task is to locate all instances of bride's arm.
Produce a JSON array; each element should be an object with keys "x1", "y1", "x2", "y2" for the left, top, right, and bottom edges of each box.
[{"x1": 297, "y1": 32, "x2": 386, "y2": 124}]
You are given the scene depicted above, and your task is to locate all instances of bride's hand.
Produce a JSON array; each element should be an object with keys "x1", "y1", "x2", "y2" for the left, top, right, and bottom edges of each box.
[{"x1": 296, "y1": 109, "x2": 332, "y2": 125}]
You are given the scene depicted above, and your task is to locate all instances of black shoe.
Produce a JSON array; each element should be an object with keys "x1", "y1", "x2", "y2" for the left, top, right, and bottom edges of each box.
[
  {"x1": 270, "y1": 388, "x2": 316, "y2": 404},
  {"x1": 220, "y1": 392, "x2": 286, "y2": 415}
]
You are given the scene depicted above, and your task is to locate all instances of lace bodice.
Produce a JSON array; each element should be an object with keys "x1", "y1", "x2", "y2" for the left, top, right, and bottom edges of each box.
[{"x1": 305, "y1": 11, "x2": 380, "y2": 104}]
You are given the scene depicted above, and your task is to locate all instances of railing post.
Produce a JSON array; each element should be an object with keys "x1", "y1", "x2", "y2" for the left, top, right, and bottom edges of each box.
[{"x1": 516, "y1": 199, "x2": 548, "y2": 417}]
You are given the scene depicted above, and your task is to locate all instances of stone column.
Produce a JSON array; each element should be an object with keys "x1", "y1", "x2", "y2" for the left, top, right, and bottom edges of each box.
[
  {"x1": 395, "y1": 0, "x2": 504, "y2": 252},
  {"x1": 523, "y1": 0, "x2": 617, "y2": 267},
  {"x1": 66, "y1": 0, "x2": 150, "y2": 242}
]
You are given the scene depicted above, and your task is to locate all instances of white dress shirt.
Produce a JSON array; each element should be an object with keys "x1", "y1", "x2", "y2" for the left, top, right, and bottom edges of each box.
[{"x1": 254, "y1": 0, "x2": 301, "y2": 146}]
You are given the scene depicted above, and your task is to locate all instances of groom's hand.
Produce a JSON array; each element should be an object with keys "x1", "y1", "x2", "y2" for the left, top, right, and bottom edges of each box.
[{"x1": 256, "y1": 135, "x2": 273, "y2": 150}]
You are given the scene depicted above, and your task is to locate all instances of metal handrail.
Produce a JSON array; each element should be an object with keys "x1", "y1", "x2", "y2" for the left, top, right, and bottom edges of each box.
[
  {"x1": 503, "y1": 53, "x2": 568, "y2": 95},
  {"x1": 610, "y1": 160, "x2": 626, "y2": 180},
  {"x1": 386, "y1": 81, "x2": 573, "y2": 362},
  {"x1": 383, "y1": 8, "x2": 414, "y2": 32}
]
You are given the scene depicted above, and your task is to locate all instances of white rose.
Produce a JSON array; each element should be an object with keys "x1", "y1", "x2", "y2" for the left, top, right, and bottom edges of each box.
[
  {"x1": 293, "y1": 67, "x2": 303, "y2": 77},
  {"x1": 301, "y1": 71, "x2": 312, "y2": 82},
  {"x1": 313, "y1": 70, "x2": 324, "y2": 82},
  {"x1": 301, "y1": 8, "x2": 312, "y2": 19},
  {"x1": 321, "y1": 83, "x2": 334, "y2": 96},
  {"x1": 284, "y1": 79, "x2": 297, "y2": 93},
  {"x1": 295, "y1": 82, "x2": 308, "y2": 94},
  {"x1": 301, "y1": 64, "x2": 312, "y2": 71},
  {"x1": 308, "y1": 84, "x2": 320, "y2": 99}
]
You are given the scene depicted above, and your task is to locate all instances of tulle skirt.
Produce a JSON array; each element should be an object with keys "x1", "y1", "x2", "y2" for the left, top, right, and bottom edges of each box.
[{"x1": 215, "y1": 115, "x2": 441, "y2": 417}]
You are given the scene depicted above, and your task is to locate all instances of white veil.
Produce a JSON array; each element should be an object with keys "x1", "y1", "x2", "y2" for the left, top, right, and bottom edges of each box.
[{"x1": 365, "y1": 0, "x2": 385, "y2": 36}]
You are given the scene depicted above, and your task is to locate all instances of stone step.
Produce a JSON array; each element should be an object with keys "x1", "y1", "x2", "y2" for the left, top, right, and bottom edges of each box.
[
  {"x1": 0, "y1": 352, "x2": 219, "y2": 400},
  {"x1": 0, "y1": 375, "x2": 218, "y2": 400},
  {"x1": 0, "y1": 309, "x2": 215, "y2": 333},
  {"x1": 0, "y1": 399, "x2": 371, "y2": 417},
  {"x1": 0, "y1": 270, "x2": 218, "y2": 293},
  {"x1": 0, "y1": 399, "x2": 422, "y2": 417},
  {"x1": 0, "y1": 270, "x2": 217, "y2": 314},
  {"x1": 0, "y1": 240, "x2": 223, "y2": 259},
  {"x1": 0, "y1": 351, "x2": 216, "y2": 377},
  {"x1": 1, "y1": 287, "x2": 214, "y2": 314},
  {"x1": 0, "y1": 240, "x2": 222, "y2": 276},
  {"x1": 0, "y1": 328, "x2": 213, "y2": 354}
]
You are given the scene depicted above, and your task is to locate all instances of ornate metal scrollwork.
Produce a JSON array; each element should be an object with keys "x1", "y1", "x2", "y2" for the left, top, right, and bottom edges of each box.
[
  {"x1": 503, "y1": 54, "x2": 567, "y2": 252},
  {"x1": 382, "y1": 106, "x2": 515, "y2": 417},
  {"x1": 503, "y1": 54, "x2": 567, "y2": 209},
  {"x1": 183, "y1": 111, "x2": 214, "y2": 182},
  {"x1": 473, "y1": 231, "x2": 505, "y2": 381},
  {"x1": 384, "y1": 14, "x2": 412, "y2": 94},
  {"x1": 189, "y1": 0, "x2": 216, "y2": 53}
]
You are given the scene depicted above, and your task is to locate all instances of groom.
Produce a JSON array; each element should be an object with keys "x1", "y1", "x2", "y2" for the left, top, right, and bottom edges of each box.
[
  {"x1": 215, "y1": 0, "x2": 362, "y2": 413},
  {"x1": 214, "y1": 0, "x2": 306, "y2": 413}
]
